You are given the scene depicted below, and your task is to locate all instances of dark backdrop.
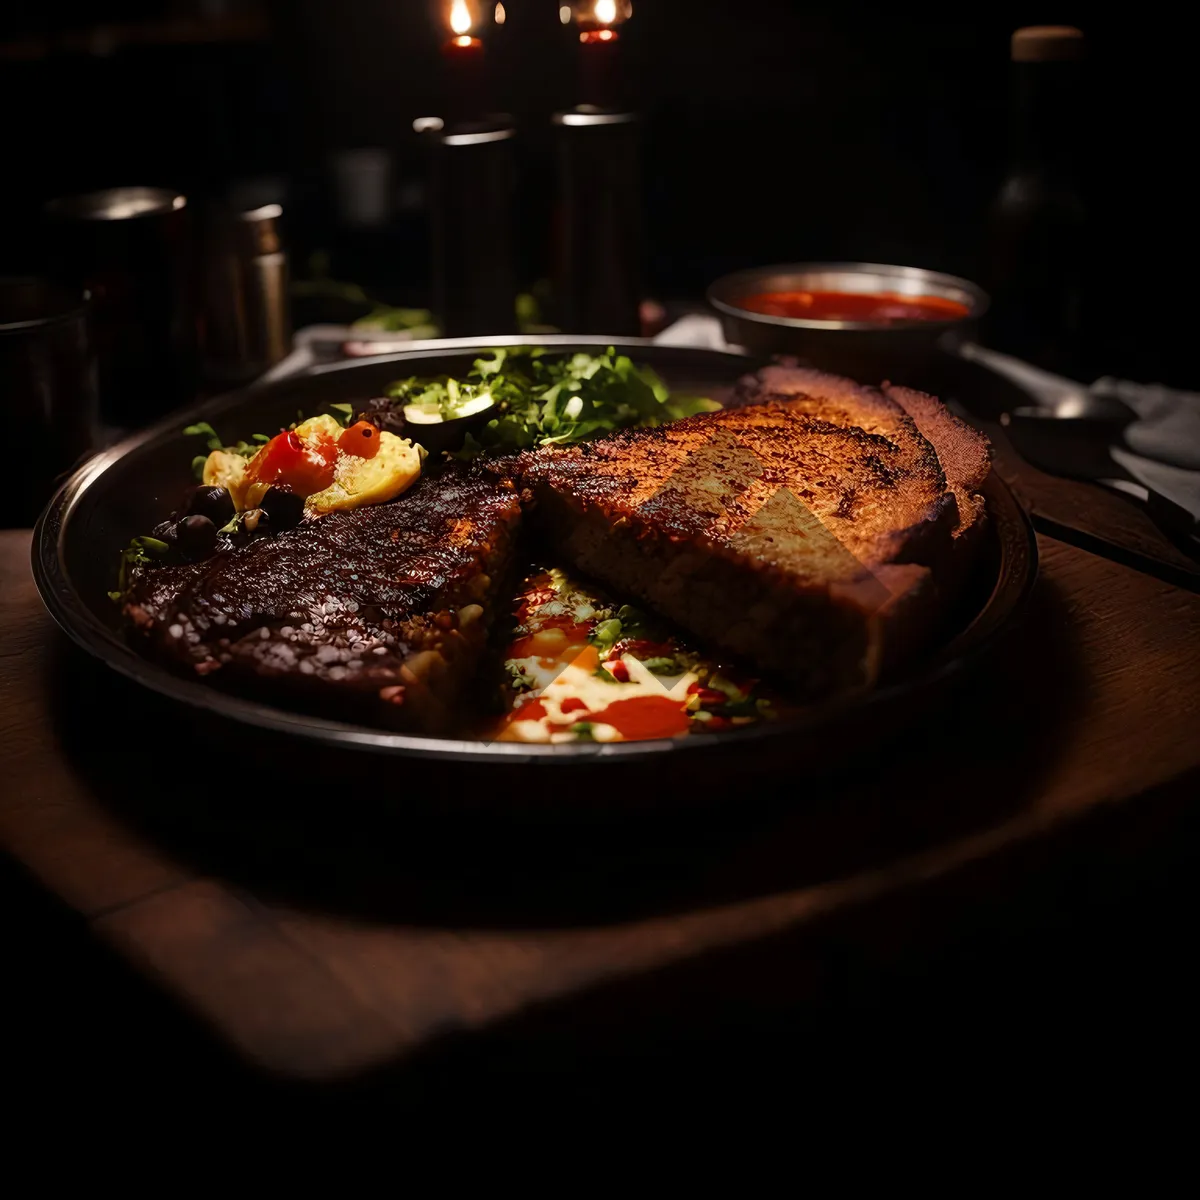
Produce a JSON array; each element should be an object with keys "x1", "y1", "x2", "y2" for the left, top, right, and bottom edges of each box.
[{"x1": 1, "y1": 2, "x2": 1195, "y2": 385}]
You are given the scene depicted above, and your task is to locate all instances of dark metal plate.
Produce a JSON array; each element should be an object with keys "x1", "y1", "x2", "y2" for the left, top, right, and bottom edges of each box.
[{"x1": 32, "y1": 336, "x2": 1038, "y2": 768}]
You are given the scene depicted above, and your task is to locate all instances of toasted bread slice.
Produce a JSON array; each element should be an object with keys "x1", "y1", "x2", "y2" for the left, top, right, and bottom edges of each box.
[
  {"x1": 886, "y1": 384, "x2": 991, "y2": 544},
  {"x1": 741, "y1": 364, "x2": 991, "y2": 545},
  {"x1": 505, "y1": 389, "x2": 980, "y2": 697}
]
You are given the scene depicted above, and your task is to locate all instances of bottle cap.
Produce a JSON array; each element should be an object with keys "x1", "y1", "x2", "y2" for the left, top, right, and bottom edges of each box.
[{"x1": 1012, "y1": 26, "x2": 1085, "y2": 62}]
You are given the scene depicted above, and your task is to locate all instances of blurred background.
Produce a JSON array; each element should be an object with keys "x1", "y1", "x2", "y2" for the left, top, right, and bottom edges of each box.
[{"x1": 1, "y1": 1, "x2": 1193, "y2": 384}]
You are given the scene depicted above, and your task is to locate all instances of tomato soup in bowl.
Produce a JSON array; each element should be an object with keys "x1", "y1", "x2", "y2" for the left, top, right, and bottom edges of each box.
[{"x1": 708, "y1": 262, "x2": 987, "y2": 387}]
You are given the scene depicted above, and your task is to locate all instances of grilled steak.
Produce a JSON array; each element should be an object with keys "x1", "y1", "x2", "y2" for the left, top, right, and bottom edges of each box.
[
  {"x1": 124, "y1": 466, "x2": 521, "y2": 732},
  {"x1": 504, "y1": 369, "x2": 990, "y2": 697}
]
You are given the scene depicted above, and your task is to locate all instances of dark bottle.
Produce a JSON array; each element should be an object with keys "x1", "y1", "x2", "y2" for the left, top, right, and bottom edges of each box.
[{"x1": 985, "y1": 26, "x2": 1089, "y2": 375}]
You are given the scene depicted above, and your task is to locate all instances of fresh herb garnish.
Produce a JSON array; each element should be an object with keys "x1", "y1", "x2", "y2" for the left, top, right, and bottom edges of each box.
[
  {"x1": 640, "y1": 656, "x2": 680, "y2": 675},
  {"x1": 184, "y1": 421, "x2": 270, "y2": 480},
  {"x1": 182, "y1": 421, "x2": 220, "y2": 443},
  {"x1": 589, "y1": 617, "x2": 624, "y2": 657},
  {"x1": 109, "y1": 535, "x2": 170, "y2": 600},
  {"x1": 569, "y1": 722, "x2": 596, "y2": 740},
  {"x1": 707, "y1": 671, "x2": 748, "y2": 701},
  {"x1": 507, "y1": 662, "x2": 535, "y2": 692},
  {"x1": 183, "y1": 421, "x2": 265, "y2": 459},
  {"x1": 328, "y1": 402, "x2": 355, "y2": 426},
  {"x1": 615, "y1": 604, "x2": 650, "y2": 637},
  {"x1": 381, "y1": 348, "x2": 718, "y2": 458}
]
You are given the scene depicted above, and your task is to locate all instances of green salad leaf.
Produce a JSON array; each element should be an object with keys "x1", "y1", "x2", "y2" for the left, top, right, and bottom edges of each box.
[
  {"x1": 381, "y1": 348, "x2": 719, "y2": 459},
  {"x1": 184, "y1": 421, "x2": 269, "y2": 479},
  {"x1": 589, "y1": 617, "x2": 624, "y2": 657},
  {"x1": 350, "y1": 305, "x2": 438, "y2": 337}
]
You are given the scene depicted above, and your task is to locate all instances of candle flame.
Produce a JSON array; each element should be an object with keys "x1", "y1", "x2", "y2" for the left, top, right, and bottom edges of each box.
[
  {"x1": 450, "y1": 1, "x2": 472, "y2": 36},
  {"x1": 494, "y1": 2, "x2": 505, "y2": 24},
  {"x1": 594, "y1": 0, "x2": 617, "y2": 24}
]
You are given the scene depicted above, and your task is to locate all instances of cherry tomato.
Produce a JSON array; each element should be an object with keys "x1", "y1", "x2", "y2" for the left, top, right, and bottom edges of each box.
[
  {"x1": 246, "y1": 430, "x2": 337, "y2": 498},
  {"x1": 338, "y1": 420, "x2": 381, "y2": 459}
]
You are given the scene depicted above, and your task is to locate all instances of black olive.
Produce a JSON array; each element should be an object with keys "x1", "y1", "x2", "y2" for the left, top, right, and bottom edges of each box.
[
  {"x1": 176, "y1": 514, "x2": 218, "y2": 559},
  {"x1": 259, "y1": 484, "x2": 305, "y2": 531},
  {"x1": 186, "y1": 485, "x2": 235, "y2": 527}
]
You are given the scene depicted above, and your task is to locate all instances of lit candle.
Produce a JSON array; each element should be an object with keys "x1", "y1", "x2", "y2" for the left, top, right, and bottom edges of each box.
[
  {"x1": 573, "y1": 1, "x2": 632, "y2": 108},
  {"x1": 440, "y1": 0, "x2": 488, "y2": 122}
]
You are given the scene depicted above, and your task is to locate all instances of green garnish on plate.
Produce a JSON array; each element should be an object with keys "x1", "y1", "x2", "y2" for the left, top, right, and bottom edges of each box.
[
  {"x1": 108, "y1": 535, "x2": 170, "y2": 600},
  {"x1": 383, "y1": 348, "x2": 720, "y2": 458}
]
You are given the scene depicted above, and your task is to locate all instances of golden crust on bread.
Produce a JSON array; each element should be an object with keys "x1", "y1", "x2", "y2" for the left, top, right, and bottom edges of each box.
[{"x1": 503, "y1": 366, "x2": 991, "y2": 697}]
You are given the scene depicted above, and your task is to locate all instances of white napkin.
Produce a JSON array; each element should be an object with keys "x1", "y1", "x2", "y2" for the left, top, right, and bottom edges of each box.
[
  {"x1": 1109, "y1": 447, "x2": 1200, "y2": 529},
  {"x1": 1090, "y1": 379, "x2": 1200, "y2": 527},
  {"x1": 652, "y1": 313, "x2": 732, "y2": 351},
  {"x1": 1091, "y1": 377, "x2": 1200, "y2": 472}
]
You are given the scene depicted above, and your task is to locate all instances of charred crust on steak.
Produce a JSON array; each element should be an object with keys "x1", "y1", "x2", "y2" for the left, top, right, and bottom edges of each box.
[{"x1": 123, "y1": 465, "x2": 522, "y2": 732}]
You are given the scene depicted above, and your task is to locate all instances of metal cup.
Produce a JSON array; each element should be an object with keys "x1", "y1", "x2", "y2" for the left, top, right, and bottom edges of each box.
[
  {"x1": 200, "y1": 202, "x2": 292, "y2": 385},
  {"x1": 0, "y1": 277, "x2": 99, "y2": 528},
  {"x1": 43, "y1": 187, "x2": 196, "y2": 428}
]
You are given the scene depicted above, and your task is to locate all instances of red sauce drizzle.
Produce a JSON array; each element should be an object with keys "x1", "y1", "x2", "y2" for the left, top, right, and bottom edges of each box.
[
  {"x1": 586, "y1": 695, "x2": 691, "y2": 740},
  {"x1": 513, "y1": 698, "x2": 548, "y2": 722}
]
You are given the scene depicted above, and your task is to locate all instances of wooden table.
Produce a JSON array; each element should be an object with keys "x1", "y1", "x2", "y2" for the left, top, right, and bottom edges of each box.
[{"x1": 3, "y1": 441, "x2": 1199, "y2": 1101}]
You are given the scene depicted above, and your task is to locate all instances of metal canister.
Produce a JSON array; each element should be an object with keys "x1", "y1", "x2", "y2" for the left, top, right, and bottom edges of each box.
[
  {"x1": 553, "y1": 108, "x2": 641, "y2": 336},
  {"x1": 0, "y1": 277, "x2": 99, "y2": 527},
  {"x1": 423, "y1": 119, "x2": 518, "y2": 338},
  {"x1": 43, "y1": 187, "x2": 196, "y2": 428},
  {"x1": 200, "y1": 203, "x2": 292, "y2": 385}
]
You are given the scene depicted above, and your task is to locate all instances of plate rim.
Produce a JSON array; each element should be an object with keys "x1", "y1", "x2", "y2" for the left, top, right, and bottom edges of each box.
[{"x1": 31, "y1": 338, "x2": 1039, "y2": 765}]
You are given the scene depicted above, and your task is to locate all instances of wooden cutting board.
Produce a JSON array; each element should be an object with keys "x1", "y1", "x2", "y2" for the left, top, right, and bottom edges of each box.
[{"x1": 2, "y1": 510, "x2": 1199, "y2": 1085}]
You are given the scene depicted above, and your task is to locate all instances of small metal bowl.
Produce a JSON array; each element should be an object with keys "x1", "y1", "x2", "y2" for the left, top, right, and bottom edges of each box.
[{"x1": 708, "y1": 262, "x2": 988, "y2": 387}]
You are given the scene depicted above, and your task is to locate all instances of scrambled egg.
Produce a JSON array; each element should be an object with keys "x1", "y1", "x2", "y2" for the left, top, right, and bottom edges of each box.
[
  {"x1": 296, "y1": 416, "x2": 425, "y2": 516},
  {"x1": 201, "y1": 414, "x2": 425, "y2": 518}
]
